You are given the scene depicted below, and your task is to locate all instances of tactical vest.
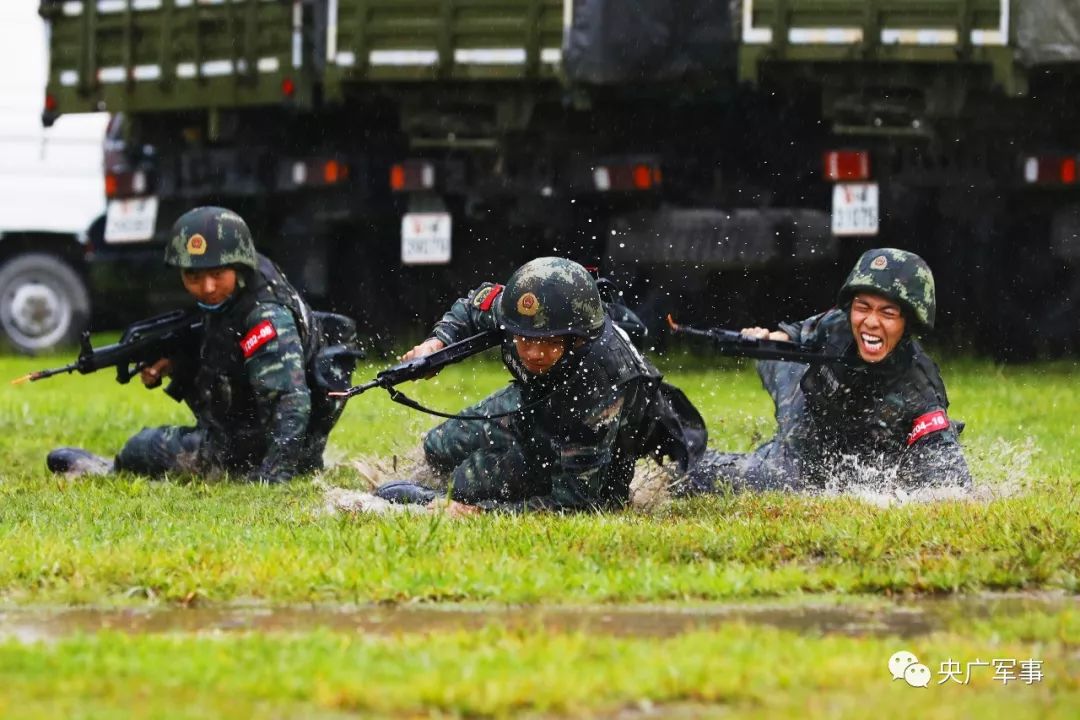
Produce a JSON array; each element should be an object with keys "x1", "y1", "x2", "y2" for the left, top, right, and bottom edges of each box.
[
  {"x1": 501, "y1": 317, "x2": 706, "y2": 504},
  {"x1": 186, "y1": 255, "x2": 319, "y2": 465},
  {"x1": 791, "y1": 314, "x2": 948, "y2": 463}
]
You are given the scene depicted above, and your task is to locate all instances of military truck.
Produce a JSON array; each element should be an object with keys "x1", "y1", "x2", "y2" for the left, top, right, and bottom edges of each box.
[{"x1": 40, "y1": 0, "x2": 1080, "y2": 356}]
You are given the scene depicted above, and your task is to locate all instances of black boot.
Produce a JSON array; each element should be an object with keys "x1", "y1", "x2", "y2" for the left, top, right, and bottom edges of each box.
[
  {"x1": 46, "y1": 447, "x2": 115, "y2": 477},
  {"x1": 374, "y1": 480, "x2": 439, "y2": 505}
]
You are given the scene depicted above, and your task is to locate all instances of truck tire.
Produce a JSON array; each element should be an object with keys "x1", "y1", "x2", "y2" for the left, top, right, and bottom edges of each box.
[{"x1": 0, "y1": 252, "x2": 90, "y2": 354}]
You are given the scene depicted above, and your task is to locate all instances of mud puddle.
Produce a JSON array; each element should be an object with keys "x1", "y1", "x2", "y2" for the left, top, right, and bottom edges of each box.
[{"x1": 1, "y1": 593, "x2": 1074, "y2": 643}]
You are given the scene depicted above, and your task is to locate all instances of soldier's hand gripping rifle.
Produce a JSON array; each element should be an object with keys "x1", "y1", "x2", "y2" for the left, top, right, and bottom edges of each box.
[
  {"x1": 12, "y1": 309, "x2": 202, "y2": 400},
  {"x1": 666, "y1": 315, "x2": 847, "y2": 364},
  {"x1": 314, "y1": 330, "x2": 502, "y2": 414}
]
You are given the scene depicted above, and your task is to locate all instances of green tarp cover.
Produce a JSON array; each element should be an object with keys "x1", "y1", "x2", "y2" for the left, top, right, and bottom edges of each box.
[{"x1": 1016, "y1": 0, "x2": 1080, "y2": 65}]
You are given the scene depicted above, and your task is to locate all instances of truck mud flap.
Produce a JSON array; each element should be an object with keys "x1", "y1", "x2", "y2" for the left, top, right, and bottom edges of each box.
[{"x1": 606, "y1": 206, "x2": 835, "y2": 270}]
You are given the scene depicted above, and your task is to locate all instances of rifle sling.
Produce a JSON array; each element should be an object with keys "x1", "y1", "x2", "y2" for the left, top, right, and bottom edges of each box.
[{"x1": 385, "y1": 386, "x2": 552, "y2": 422}]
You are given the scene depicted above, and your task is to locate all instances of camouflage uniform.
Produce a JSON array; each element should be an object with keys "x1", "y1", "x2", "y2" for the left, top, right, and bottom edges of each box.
[
  {"x1": 113, "y1": 207, "x2": 350, "y2": 483},
  {"x1": 420, "y1": 258, "x2": 706, "y2": 511},
  {"x1": 690, "y1": 248, "x2": 971, "y2": 492}
]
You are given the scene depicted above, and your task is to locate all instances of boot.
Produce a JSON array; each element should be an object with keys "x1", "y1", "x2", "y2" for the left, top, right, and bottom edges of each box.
[
  {"x1": 46, "y1": 447, "x2": 115, "y2": 477},
  {"x1": 374, "y1": 480, "x2": 439, "y2": 505}
]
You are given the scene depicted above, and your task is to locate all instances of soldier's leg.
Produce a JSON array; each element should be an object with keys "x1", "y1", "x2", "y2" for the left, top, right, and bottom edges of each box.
[
  {"x1": 675, "y1": 449, "x2": 750, "y2": 496},
  {"x1": 422, "y1": 385, "x2": 522, "y2": 473},
  {"x1": 114, "y1": 425, "x2": 208, "y2": 477},
  {"x1": 740, "y1": 441, "x2": 810, "y2": 492},
  {"x1": 444, "y1": 442, "x2": 544, "y2": 504}
]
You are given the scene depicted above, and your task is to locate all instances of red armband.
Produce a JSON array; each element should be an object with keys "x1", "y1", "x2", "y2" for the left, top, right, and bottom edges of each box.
[
  {"x1": 474, "y1": 284, "x2": 504, "y2": 312},
  {"x1": 239, "y1": 320, "x2": 278, "y2": 358},
  {"x1": 907, "y1": 409, "x2": 949, "y2": 446}
]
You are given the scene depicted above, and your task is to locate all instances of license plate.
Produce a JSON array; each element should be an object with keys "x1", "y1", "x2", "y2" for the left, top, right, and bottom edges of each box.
[
  {"x1": 401, "y1": 212, "x2": 452, "y2": 265},
  {"x1": 831, "y1": 183, "x2": 879, "y2": 236},
  {"x1": 104, "y1": 197, "x2": 159, "y2": 243}
]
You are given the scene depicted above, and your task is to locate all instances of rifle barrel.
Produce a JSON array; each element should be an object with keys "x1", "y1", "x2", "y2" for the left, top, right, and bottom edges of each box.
[{"x1": 10, "y1": 363, "x2": 78, "y2": 384}]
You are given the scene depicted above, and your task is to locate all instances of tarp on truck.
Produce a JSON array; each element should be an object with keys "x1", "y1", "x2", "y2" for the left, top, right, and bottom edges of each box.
[
  {"x1": 563, "y1": 0, "x2": 736, "y2": 84},
  {"x1": 1016, "y1": 0, "x2": 1080, "y2": 65}
]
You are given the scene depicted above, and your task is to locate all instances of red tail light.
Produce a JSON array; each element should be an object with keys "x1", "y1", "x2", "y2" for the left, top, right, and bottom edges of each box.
[
  {"x1": 281, "y1": 77, "x2": 296, "y2": 97},
  {"x1": 44, "y1": 94, "x2": 58, "y2": 113},
  {"x1": 104, "y1": 170, "x2": 148, "y2": 199},
  {"x1": 389, "y1": 161, "x2": 435, "y2": 192},
  {"x1": 1024, "y1": 156, "x2": 1080, "y2": 185},
  {"x1": 823, "y1": 150, "x2": 871, "y2": 181},
  {"x1": 593, "y1": 162, "x2": 662, "y2": 192}
]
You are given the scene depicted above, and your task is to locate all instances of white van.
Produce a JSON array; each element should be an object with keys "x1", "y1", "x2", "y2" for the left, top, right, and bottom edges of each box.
[{"x1": 0, "y1": 2, "x2": 108, "y2": 352}]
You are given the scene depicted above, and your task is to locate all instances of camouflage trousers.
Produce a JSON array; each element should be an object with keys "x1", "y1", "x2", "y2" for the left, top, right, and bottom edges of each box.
[
  {"x1": 114, "y1": 425, "x2": 214, "y2": 477},
  {"x1": 680, "y1": 445, "x2": 808, "y2": 495},
  {"x1": 422, "y1": 385, "x2": 548, "y2": 503},
  {"x1": 115, "y1": 424, "x2": 328, "y2": 479}
]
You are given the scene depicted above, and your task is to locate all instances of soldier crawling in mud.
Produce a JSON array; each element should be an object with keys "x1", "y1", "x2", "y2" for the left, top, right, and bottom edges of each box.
[
  {"x1": 47, "y1": 206, "x2": 353, "y2": 483},
  {"x1": 375, "y1": 257, "x2": 707, "y2": 513},
  {"x1": 685, "y1": 248, "x2": 972, "y2": 494}
]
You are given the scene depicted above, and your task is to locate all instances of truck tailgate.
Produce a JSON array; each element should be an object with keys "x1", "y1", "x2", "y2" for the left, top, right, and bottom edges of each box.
[
  {"x1": 42, "y1": 0, "x2": 305, "y2": 115},
  {"x1": 324, "y1": 0, "x2": 565, "y2": 92}
]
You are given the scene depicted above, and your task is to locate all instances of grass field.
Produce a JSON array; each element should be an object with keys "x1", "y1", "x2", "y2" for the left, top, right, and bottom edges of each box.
[{"x1": 1, "y1": 349, "x2": 1078, "y2": 717}]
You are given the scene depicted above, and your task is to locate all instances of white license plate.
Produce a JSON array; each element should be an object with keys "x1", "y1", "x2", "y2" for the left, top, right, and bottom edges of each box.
[
  {"x1": 831, "y1": 182, "x2": 879, "y2": 236},
  {"x1": 104, "y1": 197, "x2": 159, "y2": 243},
  {"x1": 401, "y1": 212, "x2": 452, "y2": 265}
]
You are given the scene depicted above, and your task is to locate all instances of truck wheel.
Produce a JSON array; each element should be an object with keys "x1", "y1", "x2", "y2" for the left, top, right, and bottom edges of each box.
[{"x1": 0, "y1": 253, "x2": 90, "y2": 354}]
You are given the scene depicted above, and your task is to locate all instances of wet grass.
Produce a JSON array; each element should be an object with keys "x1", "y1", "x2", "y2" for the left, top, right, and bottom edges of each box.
[
  {"x1": 0, "y1": 613, "x2": 1077, "y2": 718},
  {"x1": 2, "y1": 351, "x2": 1077, "y2": 605},
  {"x1": 1, "y1": 349, "x2": 1078, "y2": 715}
]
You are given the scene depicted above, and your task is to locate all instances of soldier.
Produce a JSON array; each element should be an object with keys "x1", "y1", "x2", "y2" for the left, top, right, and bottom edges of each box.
[
  {"x1": 47, "y1": 206, "x2": 353, "y2": 483},
  {"x1": 685, "y1": 248, "x2": 971, "y2": 494},
  {"x1": 376, "y1": 257, "x2": 707, "y2": 513}
]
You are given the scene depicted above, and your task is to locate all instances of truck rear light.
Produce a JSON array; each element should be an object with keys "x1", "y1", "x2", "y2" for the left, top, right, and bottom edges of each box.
[
  {"x1": 104, "y1": 170, "x2": 150, "y2": 199},
  {"x1": 1023, "y1": 156, "x2": 1079, "y2": 185},
  {"x1": 281, "y1": 77, "x2": 296, "y2": 97},
  {"x1": 289, "y1": 158, "x2": 350, "y2": 187},
  {"x1": 44, "y1": 94, "x2": 57, "y2": 113},
  {"x1": 593, "y1": 162, "x2": 662, "y2": 192},
  {"x1": 823, "y1": 150, "x2": 871, "y2": 181},
  {"x1": 390, "y1": 161, "x2": 435, "y2": 192},
  {"x1": 323, "y1": 160, "x2": 346, "y2": 184}
]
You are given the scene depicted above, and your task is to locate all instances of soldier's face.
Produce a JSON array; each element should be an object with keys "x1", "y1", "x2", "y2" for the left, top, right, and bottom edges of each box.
[
  {"x1": 849, "y1": 292, "x2": 906, "y2": 362},
  {"x1": 181, "y1": 267, "x2": 239, "y2": 306},
  {"x1": 513, "y1": 335, "x2": 566, "y2": 375}
]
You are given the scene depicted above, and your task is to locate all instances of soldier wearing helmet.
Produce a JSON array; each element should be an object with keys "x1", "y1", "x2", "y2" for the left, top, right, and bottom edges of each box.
[
  {"x1": 47, "y1": 206, "x2": 352, "y2": 483},
  {"x1": 379, "y1": 257, "x2": 706, "y2": 513},
  {"x1": 685, "y1": 248, "x2": 971, "y2": 494}
]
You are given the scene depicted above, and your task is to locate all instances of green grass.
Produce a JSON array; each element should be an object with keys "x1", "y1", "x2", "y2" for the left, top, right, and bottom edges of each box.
[
  {"x1": 1, "y1": 349, "x2": 1078, "y2": 716},
  {"x1": 0, "y1": 616, "x2": 1077, "y2": 718}
]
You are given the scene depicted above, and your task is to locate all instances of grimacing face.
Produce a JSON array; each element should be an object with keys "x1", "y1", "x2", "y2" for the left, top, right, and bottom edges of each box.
[
  {"x1": 849, "y1": 292, "x2": 906, "y2": 362},
  {"x1": 512, "y1": 334, "x2": 567, "y2": 375},
  {"x1": 181, "y1": 267, "x2": 238, "y2": 306}
]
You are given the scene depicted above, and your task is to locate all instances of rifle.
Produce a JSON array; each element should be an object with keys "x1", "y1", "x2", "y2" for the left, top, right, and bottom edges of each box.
[
  {"x1": 315, "y1": 329, "x2": 502, "y2": 401},
  {"x1": 313, "y1": 329, "x2": 545, "y2": 420},
  {"x1": 12, "y1": 309, "x2": 202, "y2": 400},
  {"x1": 666, "y1": 315, "x2": 847, "y2": 364}
]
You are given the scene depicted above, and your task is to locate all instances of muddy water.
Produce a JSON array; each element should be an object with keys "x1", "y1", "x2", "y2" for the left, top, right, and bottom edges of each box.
[{"x1": 1, "y1": 593, "x2": 1074, "y2": 643}]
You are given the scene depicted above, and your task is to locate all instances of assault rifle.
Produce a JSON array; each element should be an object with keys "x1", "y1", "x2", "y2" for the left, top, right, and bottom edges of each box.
[
  {"x1": 666, "y1": 315, "x2": 846, "y2": 364},
  {"x1": 314, "y1": 329, "x2": 502, "y2": 402},
  {"x1": 12, "y1": 309, "x2": 202, "y2": 400}
]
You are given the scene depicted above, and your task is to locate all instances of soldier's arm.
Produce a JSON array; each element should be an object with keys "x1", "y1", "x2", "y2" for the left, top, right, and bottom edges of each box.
[
  {"x1": 241, "y1": 303, "x2": 313, "y2": 484},
  {"x1": 429, "y1": 283, "x2": 504, "y2": 346},
  {"x1": 776, "y1": 309, "x2": 835, "y2": 345},
  {"x1": 897, "y1": 408, "x2": 972, "y2": 487}
]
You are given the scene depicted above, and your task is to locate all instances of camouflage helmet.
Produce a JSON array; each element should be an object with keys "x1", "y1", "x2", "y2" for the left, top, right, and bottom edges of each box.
[
  {"x1": 837, "y1": 248, "x2": 936, "y2": 330},
  {"x1": 164, "y1": 206, "x2": 257, "y2": 271},
  {"x1": 497, "y1": 257, "x2": 606, "y2": 339}
]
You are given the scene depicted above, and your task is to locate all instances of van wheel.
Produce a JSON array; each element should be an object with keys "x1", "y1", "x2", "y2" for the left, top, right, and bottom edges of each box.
[{"x1": 0, "y1": 253, "x2": 90, "y2": 354}]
